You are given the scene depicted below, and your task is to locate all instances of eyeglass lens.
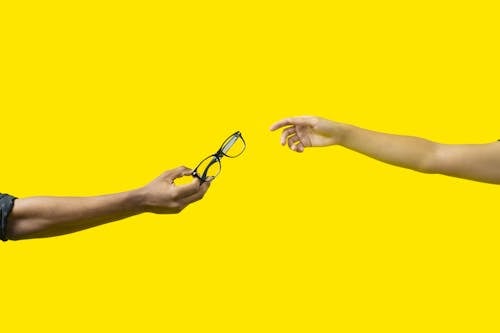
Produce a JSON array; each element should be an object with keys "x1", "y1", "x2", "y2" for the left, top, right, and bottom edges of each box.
[
  {"x1": 221, "y1": 133, "x2": 245, "y2": 157},
  {"x1": 196, "y1": 156, "x2": 221, "y2": 180}
]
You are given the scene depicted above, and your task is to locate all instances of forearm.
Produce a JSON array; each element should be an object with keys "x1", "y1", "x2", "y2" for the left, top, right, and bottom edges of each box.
[
  {"x1": 271, "y1": 116, "x2": 500, "y2": 184},
  {"x1": 424, "y1": 143, "x2": 500, "y2": 184},
  {"x1": 339, "y1": 125, "x2": 500, "y2": 184},
  {"x1": 340, "y1": 125, "x2": 439, "y2": 173},
  {"x1": 6, "y1": 190, "x2": 146, "y2": 240}
]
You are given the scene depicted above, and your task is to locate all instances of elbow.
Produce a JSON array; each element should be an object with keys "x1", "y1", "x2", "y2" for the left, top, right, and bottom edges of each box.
[
  {"x1": 416, "y1": 157, "x2": 438, "y2": 174},
  {"x1": 415, "y1": 144, "x2": 442, "y2": 174},
  {"x1": 6, "y1": 234, "x2": 23, "y2": 241},
  {"x1": 5, "y1": 220, "x2": 28, "y2": 241},
  {"x1": 5, "y1": 228, "x2": 23, "y2": 241}
]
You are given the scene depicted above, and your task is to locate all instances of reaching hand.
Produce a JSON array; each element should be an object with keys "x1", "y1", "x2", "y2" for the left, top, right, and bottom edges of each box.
[
  {"x1": 139, "y1": 166, "x2": 211, "y2": 214},
  {"x1": 270, "y1": 116, "x2": 347, "y2": 152}
]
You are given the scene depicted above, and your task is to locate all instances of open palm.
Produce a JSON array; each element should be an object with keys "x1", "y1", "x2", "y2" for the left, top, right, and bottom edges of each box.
[{"x1": 270, "y1": 116, "x2": 342, "y2": 152}]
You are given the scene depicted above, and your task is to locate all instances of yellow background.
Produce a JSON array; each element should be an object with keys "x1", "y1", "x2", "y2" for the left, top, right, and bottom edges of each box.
[{"x1": 1, "y1": 1, "x2": 499, "y2": 332}]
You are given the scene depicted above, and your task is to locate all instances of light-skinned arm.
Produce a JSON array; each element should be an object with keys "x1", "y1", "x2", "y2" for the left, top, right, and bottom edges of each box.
[
  {"x1": 270, "y1": 116, "x2": 500, "y2": 184},
  {"x1": 6, "y1": 166, "x2": 210, "y2": 240}
]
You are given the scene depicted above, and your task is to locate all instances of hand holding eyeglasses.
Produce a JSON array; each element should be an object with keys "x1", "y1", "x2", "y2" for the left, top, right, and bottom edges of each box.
[{"x1": 139, "y1": 166, "x2": 211, "y2": 214}]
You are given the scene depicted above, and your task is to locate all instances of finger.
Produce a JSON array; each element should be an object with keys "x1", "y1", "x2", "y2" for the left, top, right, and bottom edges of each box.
[
  {"x1": 287, "y1": 134, "x2": 301, "y2": 150},
  {"x1": 270, "y1": 116, "x2": 315, "y2": 131},
  {"x1": 164, "y1": 166, "x2": 193, "y2": 181},
  {"x1": 270, "y1": 118, "x2": 294, "y2": 131},
  {"x1": 178, "y1": 181, "x2": 211, "y2": 206},
  {"x1": 175, "y1": 177, "x2": 203, "y2": 197},
  {"x1": 179, "y1": 168, "x2": 194, "y2": 177},
  {"x1": 295, "y1": 142, "x2": 305, "y2": 153},
  {"x1": 280, "y1": 127, "x2": 296, "y2": 146}
]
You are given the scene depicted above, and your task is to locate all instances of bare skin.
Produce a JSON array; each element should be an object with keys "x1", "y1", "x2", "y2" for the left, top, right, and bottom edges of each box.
[
  {"x1": 6, "y1": 166, "x2": 211, "y2": 240},
  {"x1": 271, "y1": 116, "x2": 500, "y2": 184}
]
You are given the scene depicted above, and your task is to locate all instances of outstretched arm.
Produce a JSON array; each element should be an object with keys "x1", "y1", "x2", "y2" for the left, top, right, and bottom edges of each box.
[
  {"x1": 270, "y1": 116, "x2": 500, "y2": 184},
  {"x1": 6, "y1": 166, "x2": 210, "y2": 240}
]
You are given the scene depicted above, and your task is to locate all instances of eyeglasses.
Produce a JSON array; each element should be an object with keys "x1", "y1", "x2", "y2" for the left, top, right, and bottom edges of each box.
[{"x1": 192, "y1": 131, "x2": 246, "y2": 182}]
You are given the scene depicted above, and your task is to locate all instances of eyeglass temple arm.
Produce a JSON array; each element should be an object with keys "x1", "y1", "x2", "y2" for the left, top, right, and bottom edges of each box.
[{"x1": 221, "y1": 135, "x2": 239, "y2": 154}]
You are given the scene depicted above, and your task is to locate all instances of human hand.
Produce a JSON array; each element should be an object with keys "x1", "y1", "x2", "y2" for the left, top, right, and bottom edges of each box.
[
  {"x1": 138, "y1": 166, "x2": 211, "y2": 214},
  {"x1": 270, "y1": 116, "x2": 347, "y2": 152}
]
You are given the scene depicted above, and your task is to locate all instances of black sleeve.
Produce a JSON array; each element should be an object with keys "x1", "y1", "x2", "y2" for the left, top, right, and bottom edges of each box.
[{"x1": 0, "y1": 193, "x2": 17, "y2": 242}]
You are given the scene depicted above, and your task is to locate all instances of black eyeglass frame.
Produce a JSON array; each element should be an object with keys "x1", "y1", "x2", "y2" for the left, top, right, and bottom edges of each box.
[{"x1": 192, "y1": 131, "x2": 245, "y2": 182}]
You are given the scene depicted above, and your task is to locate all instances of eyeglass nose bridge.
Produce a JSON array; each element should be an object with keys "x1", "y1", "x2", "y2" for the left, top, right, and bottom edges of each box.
[{"x1": 214, "y1": 149, "x2": 226, "y2": 159}]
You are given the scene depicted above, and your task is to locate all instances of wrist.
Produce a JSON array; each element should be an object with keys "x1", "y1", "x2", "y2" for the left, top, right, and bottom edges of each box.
[
  {"x1": 129, "y1": 188, "x2": 149, "y2": 214},
  {"x1": 336, "y1": 123, "x2": 354, "y2": 146}
]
